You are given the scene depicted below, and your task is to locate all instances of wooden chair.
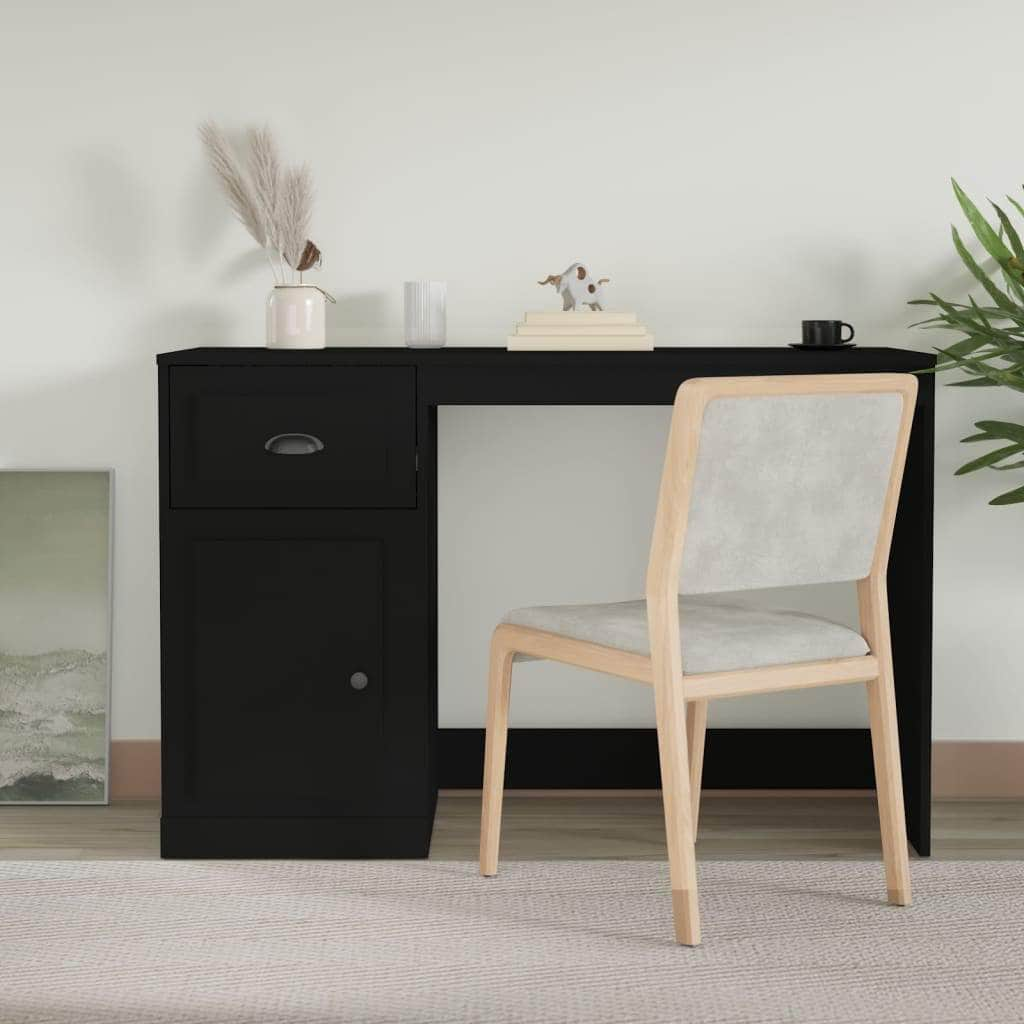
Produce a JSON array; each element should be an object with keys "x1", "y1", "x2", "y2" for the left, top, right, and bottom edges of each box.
[{"x1": 479, "y1": 373, "x2": 917, "y2": 946}]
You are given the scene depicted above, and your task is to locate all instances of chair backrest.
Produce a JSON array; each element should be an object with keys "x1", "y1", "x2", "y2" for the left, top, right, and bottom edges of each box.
[{"x1": 645, "y1": 374, "x2": 917, "y2": 600}]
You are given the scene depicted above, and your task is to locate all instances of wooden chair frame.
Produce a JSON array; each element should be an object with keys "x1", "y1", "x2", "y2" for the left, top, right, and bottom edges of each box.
[{"x1": 479, "y1": 373, "x2": 918, "y2": 946}]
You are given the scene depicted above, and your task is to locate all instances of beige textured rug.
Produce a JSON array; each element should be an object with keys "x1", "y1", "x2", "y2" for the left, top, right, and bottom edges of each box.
[{"x1": 1, "y1": 860, "x2": 1021, "y2": 1024}]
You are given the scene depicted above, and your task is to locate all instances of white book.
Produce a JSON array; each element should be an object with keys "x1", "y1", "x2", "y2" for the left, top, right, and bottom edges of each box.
[
  {"x1": 523, "y1": 311, "x2": 638, "y2": 326},
  {"x1": 507, "y1": 334, "x2": 654, "y2": 352},
  {"x1": 514, "y1": 322, "x2": 648, "y2": 337}
]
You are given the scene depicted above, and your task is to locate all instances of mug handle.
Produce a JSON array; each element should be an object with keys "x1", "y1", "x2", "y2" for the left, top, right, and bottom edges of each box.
[{"x1": 841, "y1": 322, "x2": 855, "y2": 342}]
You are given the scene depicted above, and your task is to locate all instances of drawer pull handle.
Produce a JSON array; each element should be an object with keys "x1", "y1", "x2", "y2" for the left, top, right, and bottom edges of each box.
[
  {"x1": 264, "y1": 432, "x2": 325, "y2": 455},
  {"x1": 350, "y1": 671, "x2": 369, "y2": 691}
]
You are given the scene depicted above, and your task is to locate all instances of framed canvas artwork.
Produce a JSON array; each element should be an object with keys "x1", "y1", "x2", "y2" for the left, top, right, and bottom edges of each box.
[{"x1": 0, "y1": 470, "x2": 113, "y2": 804}]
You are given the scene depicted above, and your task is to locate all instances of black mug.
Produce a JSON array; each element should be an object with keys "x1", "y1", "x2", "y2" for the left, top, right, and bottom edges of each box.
[{"x1": 801, "y1": 320, "x2": 854, "y2": 346}]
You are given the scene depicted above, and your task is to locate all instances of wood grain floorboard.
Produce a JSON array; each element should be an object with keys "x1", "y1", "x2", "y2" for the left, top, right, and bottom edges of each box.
[{"x1": 0, "y1": 797, "x2": 1021, "y2": 861}]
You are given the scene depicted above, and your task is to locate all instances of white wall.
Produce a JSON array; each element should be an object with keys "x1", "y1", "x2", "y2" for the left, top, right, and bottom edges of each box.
[{"x1": 1, "y1": 0, "x2": 1021, "y2": 740}]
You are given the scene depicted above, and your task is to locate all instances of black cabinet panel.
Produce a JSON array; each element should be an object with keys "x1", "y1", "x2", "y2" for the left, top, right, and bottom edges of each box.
[
  {"x1": 169, "y1": 366, "x2": 416, "y2": 508},
  {"x1": 188, "y1": 537, "x2": 383, "y2": 809},
  {"x1": 160, "y1": 511, "x2": 431, "y2": 826}
]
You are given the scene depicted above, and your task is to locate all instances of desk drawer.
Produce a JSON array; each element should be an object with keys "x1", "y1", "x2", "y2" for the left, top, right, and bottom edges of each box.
[{"x1": 169, "y1": 366, "x2": 416, "y2": 508}]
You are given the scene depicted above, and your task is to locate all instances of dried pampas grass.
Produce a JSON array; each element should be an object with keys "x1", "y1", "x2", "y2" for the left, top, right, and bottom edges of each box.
[
  {"x1": 199, "y1": 121, "x2": 266, "y2": 249},
  {"x1": 199, "y1": 120, "x2": 321, "y2": 285},
  {"x1": 279, "y1": 165, "x2": 313, "y2": 270},
  {"x1": 248, "y1": 127, "x2": 282, "y2": 254}
]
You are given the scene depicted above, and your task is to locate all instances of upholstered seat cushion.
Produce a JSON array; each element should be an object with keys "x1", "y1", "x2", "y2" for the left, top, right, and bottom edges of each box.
[{"x1": 502, "y1": 598, "x2": 869, "y2": 675}]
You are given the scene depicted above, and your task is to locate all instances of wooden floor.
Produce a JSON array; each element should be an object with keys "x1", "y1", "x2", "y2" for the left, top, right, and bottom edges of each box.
[{"x1": 0, "y1": 794, "x2": 1021, "y2": 860}]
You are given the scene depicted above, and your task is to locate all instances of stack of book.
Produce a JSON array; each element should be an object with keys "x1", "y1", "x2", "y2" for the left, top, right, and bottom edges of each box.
[{"x1": 506, "y1": 311, "x2": 654, "y2": 351}]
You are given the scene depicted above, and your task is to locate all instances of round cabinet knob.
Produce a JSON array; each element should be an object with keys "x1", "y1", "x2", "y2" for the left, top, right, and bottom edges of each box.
[{"x1": 349, "y1": 671, "x2": 369, "y2": 691}]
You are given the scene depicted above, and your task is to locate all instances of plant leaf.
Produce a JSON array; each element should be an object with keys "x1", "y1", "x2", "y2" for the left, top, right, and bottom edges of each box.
[
  {"x1": 909, "y1": 295, "x2": 1024, "y2": 326},
  {"x1": 928, "y1": 291, "x2": 1006, "y2": 333},
  {"x1": 967, "y1": 294, "x2": 994, "y2": 332},
  {"x1": 992, "y1": 458, "x2": 1024, "y2": 470},
  {"x1": 935, "y1": 335, "x2": 996, "y2": 359},
  {"x1": 974, "y1": 420, "x2": 1024, "y2": 444},
  {"x1": 989, "y1": 483, "x2": 1024, "y2": 505},
  {"x1": 951, "y1": 227, "x2": 1015, "y2": 311},
  {"x1": 956, "y1": 443, "x2": 1024, "y2": 475},
  {"x1": 953, "y1": 178, "x2": 1014, "y2": 263},
  {"x1": 1007, "y1": 194, "x2": 1024, "y2": 222},
  {"x1": 939, "y1": 351, "x2": 1024, "y2": 391},
  {"x1": 937, "y1": 347, "x2": 1024, "y2": 374},
  {"x1": 1003, "y1": 270, "x2": 1024, "y2": 305},
  {"x1": 936, "y1": 336, "x2": 987, "y2": 354},
  {"x1": 927, "y1": 292, "x2": 1018, "y2": 343}
]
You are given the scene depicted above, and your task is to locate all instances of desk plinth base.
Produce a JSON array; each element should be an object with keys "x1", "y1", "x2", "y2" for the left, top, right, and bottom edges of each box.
[{"x1": 160, "y1": 814, "x2": 434, "y2": 859}]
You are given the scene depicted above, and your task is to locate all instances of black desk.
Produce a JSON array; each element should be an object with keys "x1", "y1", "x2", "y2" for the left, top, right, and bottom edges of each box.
[{"x1": 157, "y1": 346, "x2": 935, "y2": 857}]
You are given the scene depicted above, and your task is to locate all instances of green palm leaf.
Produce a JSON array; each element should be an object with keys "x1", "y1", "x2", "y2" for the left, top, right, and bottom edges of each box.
[
  {"x1": 990, "y1": 483, "x2": 1024, "y2": 505},
  {"x1": 973, "y1": 420, "x2": 1024, "y2": 444},
  {"x1": 951, "y1": 226, "x2": 1015, "y2": 311},
  {"x1": 956, "y1": 443, "x2": 1024, "y2": 475},
  {"x1": 968, "y1": 295, "x2": 995, "y2": 331},
  {"x1": 928, "y1": 293, "x2": 1017, "y2": 338},
  {"x1": 953, "y1": 178, "x2": 1014, "y2": 264}
]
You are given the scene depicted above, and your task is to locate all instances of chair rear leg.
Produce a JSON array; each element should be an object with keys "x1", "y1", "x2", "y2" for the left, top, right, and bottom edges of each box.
[
  {"x1": 480, "y1": 627, "x2": 515, "y2": 877},
  {"x1": 686, "y1": 699, "x2": 709, "y2": 835},
  {"x1": 867, "y1": 671, "x2": 912, "y2": 906}
]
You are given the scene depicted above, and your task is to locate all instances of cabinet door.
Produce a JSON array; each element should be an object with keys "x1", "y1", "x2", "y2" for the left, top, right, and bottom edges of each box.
[{"x1": 161, "y1": 514, "x2": 429, "y2": 818}]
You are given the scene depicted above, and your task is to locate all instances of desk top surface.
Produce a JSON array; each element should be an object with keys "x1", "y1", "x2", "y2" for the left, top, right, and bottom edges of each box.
[{"x1": 158, "y1": 346, "x2": 935, "y2": 370}]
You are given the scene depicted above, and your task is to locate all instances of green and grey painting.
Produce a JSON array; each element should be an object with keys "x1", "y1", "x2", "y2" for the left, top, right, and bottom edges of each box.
[{"x1": 0, "y1": 472, "x2": 110, "y2": 803}]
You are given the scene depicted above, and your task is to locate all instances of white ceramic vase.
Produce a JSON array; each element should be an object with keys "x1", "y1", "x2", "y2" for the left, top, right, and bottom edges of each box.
[{"x1": 266, "y1": 285, "x2": 328, "y2": 349}]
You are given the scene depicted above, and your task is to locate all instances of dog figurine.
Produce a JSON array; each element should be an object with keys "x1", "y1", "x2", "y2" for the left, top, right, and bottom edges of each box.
[{"x1": 538, "y1": 262, "x2": 611, "y2": 311}]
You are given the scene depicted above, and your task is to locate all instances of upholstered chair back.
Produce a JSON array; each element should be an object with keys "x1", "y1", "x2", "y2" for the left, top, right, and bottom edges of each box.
[{"x1": 646, "y1": 375, "x2": 918, "y2": 600}]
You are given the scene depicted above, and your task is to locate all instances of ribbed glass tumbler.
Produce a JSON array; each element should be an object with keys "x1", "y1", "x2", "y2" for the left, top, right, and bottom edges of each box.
[{"x1": 404, "y1": 281, "x2": 447, "y2": 348}]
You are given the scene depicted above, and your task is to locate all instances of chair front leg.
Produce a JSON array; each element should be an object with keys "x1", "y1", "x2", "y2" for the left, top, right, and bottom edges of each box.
[
  {"x1": 859, "y1": 577, "x2": 911, "y2": 907},
  {"x1": 867, "y1": 669, "x2": 912, "y2": 906},
  {"x1": 480, "y1": 626, "x2": 516, "y2": 877}
]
